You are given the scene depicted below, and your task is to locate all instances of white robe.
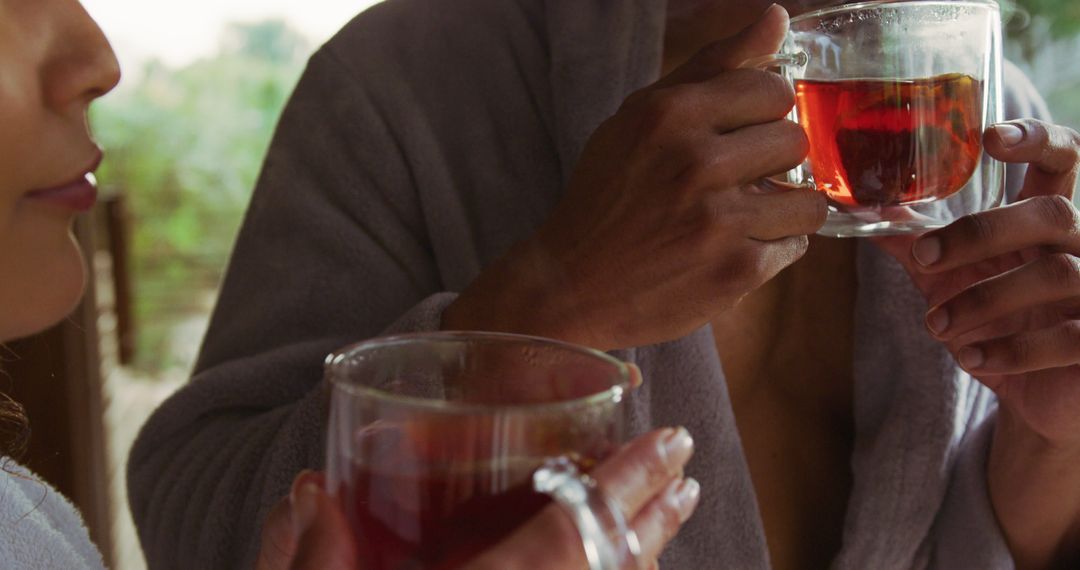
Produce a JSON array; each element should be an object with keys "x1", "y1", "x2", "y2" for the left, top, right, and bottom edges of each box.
[{"x1": 0, "y1": 460, "x2": 105, "y2": 569}]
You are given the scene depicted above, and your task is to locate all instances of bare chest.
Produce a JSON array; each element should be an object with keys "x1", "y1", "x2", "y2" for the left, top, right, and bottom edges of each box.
[{"x1": 711, "y1": 237, "x2": 858, "y2": 570}]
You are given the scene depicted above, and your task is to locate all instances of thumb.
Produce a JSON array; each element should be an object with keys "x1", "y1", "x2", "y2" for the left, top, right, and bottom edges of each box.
[
  {"x1": 289, "y1": 482, "x2": 357, "y2": 570},
  {"x1": 985, "y1": 120, "x2": 1080, "y2": 200},
  {"x1": 660, "y1": 3, "x2": 790, "y2": 87}
]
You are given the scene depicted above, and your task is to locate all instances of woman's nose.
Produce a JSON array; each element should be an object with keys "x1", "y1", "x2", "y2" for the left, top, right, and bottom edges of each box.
[{"x1": 41, "y1": 2, "x2": 121, "y2": 112}]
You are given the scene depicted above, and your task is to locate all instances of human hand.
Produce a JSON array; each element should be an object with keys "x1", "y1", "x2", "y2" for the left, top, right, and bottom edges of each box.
[
  {"x1": 255, "y1": 427, "x2": 698, "y2": 570},
  {"x1": 256, "y1": 471, "x2": 357, "y2": 570},
  {"x1": 465, "y1": 427, "x2": 699, "y2": 570},
  {"x1": 877, "y1": 119, "x2": 1080, "y2": 447},
  {"x1": 444, "y1": 4, "x2": 825, "y2": 351},
  {"x1": 877, "y1": 119, "x2": 1080, "y2": 567}
]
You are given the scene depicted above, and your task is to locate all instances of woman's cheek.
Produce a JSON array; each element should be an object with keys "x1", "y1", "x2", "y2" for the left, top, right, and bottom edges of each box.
[{"x1": 0, "y1": 211, "x2": 86, "y2": 341}]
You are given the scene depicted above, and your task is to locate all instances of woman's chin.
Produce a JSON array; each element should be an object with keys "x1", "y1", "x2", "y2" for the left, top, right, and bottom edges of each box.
[{"x1": 0, "y1": 232, "x2": 88, "y2": 343}]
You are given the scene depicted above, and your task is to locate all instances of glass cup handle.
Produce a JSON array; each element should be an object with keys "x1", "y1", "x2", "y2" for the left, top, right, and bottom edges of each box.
[
  {"x1": 741, "y1": 51, "x2": 809, "y2": 71},
  {"x1": 533, "y1": 457, "x2": 643, "y2": 570},
  {"x1": 740, "y1": 51, "x2": 816, "y2": 192}
]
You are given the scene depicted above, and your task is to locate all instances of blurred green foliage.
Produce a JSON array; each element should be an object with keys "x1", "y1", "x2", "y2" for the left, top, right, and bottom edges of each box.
[
  {"x1": 91, "y1": 20, "x2": 309, "y2": 371},
  {"x1": 1005, "y1": 0, "x2": 1080, "y2": 59},
  {"x1": 1004, "y1": 0, "x2": 1080, "y2": 185}
]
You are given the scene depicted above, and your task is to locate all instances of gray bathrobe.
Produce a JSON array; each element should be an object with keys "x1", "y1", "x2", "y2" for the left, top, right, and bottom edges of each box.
[{"x1": 127, "y1": 1, "x2": 1052, "y2": 568}]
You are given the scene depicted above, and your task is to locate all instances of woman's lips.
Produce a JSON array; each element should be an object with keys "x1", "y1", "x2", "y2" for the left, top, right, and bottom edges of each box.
[
  {"x1": 26, "y1": 151, "x2": 103, "y2": 213},
  {"x1": 26, "y1": 173, "x2": 99, "y2": 212}
]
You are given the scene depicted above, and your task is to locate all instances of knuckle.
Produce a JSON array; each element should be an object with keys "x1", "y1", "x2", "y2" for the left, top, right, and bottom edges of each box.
[
  {"x1": 644, "y1": 452, "x2": 675, "y2": 487},
  {"x1": 1040, "y1": 253, "x2": 1080, "y2": 290},
  {"x1": 705, "y1": 154, "x2": 740, "y2": 190},
  {"x1": 713, "y1": 248, "x2": 756, "y2": 286},
  {"x1": 1065, "y1": 126, "x2": 1080, "y2": 155},
  {"x1": 956, "y1": 212, "x2": 998, "y2": 244},
  {"x1": 1002, "y1": 335, "x2": 1033, "y2": 368},
  {"x1": 752, "y1": 70, "x2": 796, "y2": 112},
  {"x1": 749, "y1": 247, "x2": 778, "y2": 278},
  {"x1": 791, "y1": 234, "x2": 811, "y2": 258},
  {"x1": 770, "y1": 120, "x2": 811, "y2": 164},
  {"x1": 962, "y1": 281, "x2": 995, "y2": 312},
  {"x1": 688, "y1": 193, "x2": 735, "y2": 241},
  {"x1": 746, "y1": 249, "x2": 780, "y2": 286},
  {"x1": 1062, "y1": 320, "x2": 1080, "y2": 346},
  {"x1": 791, "y1": 121, "x2": 811, "y2": 158},
  {"x1": 722, "y1": 201, "x2": 758, "y2": 234},
  {"x1": 808, "y1": 192, "x2": 829, "y2": 228},
  {"x1": 712, "y1": 200, "x2": 756, "y2": 234},
  {"x1": 682, "y1": 145, "x2": 723, "y2": 184},
  {"x1": 653, "y1": 498, "x2": 684, "y2": 540},
  {"x1": 715, "y1": 239, "x2": 800, "y2": 291},
  {"x1": 1033, "y1": 194, "x2": 1080, "y2": 233},
  {"x1": 727, "y1": 69, "x2": 794, "y2": 115},
  {"x1": 636, "y1": 91, "x2": 682, "y2": 139},
  {"x1": 670, "y1": 164, "x2": 706, "y2": 197},
  {"x1": 1046, "y1": 123, "x2": 1080, "y2": 166},
  {"x1": 1021, "y1": 119, "x2": 1051, "y2": 146}
]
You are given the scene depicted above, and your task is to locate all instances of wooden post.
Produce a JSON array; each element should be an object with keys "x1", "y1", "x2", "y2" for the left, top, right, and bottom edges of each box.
[{"x1": 103, "y1": 194, "x2": 135, "y2": 366}]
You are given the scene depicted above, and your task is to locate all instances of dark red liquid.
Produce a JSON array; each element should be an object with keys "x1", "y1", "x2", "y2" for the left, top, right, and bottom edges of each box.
[
  {"x1": 346, "y1": 463, "x2": 551, "y2": 569},
  {"x1": 795, "y1": 73, "x2": 984, "y2": 207}
]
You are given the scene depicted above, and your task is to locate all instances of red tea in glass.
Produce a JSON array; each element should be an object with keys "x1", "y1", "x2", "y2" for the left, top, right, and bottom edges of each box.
[
  {"x1": 795, "y1": 73, "x2": 984, "y2": 207},
  {"x1": 343, "y1": 423, "x2": 607, "y2": 570},
  {"x1": 345, "y1": 461, "x2": 551, "y2": 570},
  {"x1": 326, "y1": 333, "x2": 634, "y2": 570}
]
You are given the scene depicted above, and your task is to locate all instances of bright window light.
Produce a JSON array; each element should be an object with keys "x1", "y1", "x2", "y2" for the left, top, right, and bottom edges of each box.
[{"x1": 83, "y1": 0, "x2": 384, "y2": 71}]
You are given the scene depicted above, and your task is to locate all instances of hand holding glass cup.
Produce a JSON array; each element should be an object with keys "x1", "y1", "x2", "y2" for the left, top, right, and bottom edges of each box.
[
  {"x1": 324, "y1": 332, "x2": 668, "y2": 570},
  {"x1": 747, "y1": 0, "x2": 1004, "y2": 236}
]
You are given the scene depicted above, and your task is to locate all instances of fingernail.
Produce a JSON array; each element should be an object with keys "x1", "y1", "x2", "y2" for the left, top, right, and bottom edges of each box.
[
  {"x1": 993, "y1": 123, "x2": 1025, "y2": 147},
  {"x1": 912, "y1": 236, "x2": 942, "y2": 267},
  {"x1": 926, "y1": 308, "x2": 950, "y2": 335},
  {"x1": 627, "y1": 363, "x2": 644, "y2": 389},
  {"x1": 291, "y1": 482, "x2": 320, "y2": 535},
  {"x1": 669, "y1": 478, "x2": 700, "y2": 523},
  {"x1": 659, "y1": 427, "x2": 694, "y2": 470},
  {"x1": 959, "y1": 346, "x2": 984, "y2": 370}
]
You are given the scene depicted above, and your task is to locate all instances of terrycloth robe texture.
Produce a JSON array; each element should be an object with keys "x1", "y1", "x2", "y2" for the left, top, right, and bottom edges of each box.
[
  {"x1": 127, "y1": 1, "x2": 1052, "y2": 568},
  {"x1": 0, "y1": 461, "x2": 106, "y2": 569}
]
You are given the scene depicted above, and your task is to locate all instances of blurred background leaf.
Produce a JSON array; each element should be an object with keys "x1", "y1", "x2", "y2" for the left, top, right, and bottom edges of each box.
[
  {"x1": 91, "y1": 20, "x2": 309, "y2": 372},
  {"x1": 1005, "y1": 0, "x2": 1080, "y2": 58}
]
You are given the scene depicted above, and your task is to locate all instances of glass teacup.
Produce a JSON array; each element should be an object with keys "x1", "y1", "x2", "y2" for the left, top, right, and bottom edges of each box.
[
  {"x1": 750, "y1": 0, "x2": 1004, "y2": 236},
  {"x1": 325, "y1": 332, "x2": 642, "y2": 570}
]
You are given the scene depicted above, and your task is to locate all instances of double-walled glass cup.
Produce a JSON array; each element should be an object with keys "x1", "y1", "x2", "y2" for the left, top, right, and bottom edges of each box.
[
  {"x1": 325, "y1": 332, "x2": 641, "y2": 570},
  {"x1": 749, "y1": 0, "x2": 1004, "y2": 236}
]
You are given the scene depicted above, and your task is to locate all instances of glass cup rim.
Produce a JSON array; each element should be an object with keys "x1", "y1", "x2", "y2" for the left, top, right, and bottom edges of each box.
[
  {"x1": 324, "y1": 331, "x2": 633, "y2": 415},
  {"x1": 791, "y1": 0, "x2": 1000, "y2": 26}
]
